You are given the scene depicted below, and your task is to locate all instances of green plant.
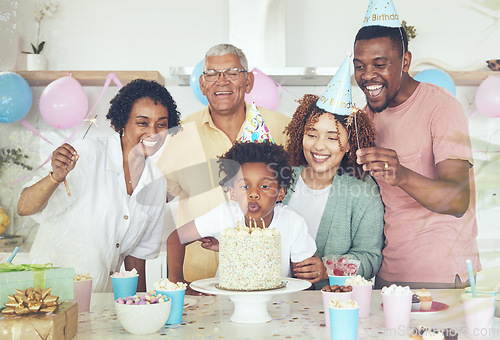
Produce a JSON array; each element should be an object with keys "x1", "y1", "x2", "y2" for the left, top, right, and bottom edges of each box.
[
  {"x1": 23, "y1": 0, "x2": 58, "y2": 54},
  {"x1": 402, "y1": 20, "x2": 417, "y2": 42},
  {"x1": 0, "y1": 148, "x2": 33, "y2": 173}
]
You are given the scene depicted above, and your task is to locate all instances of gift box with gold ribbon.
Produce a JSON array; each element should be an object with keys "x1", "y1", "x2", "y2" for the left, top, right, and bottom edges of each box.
[
  {"x1": 0, "y1": 287, "x2": 78, "y2": 340},
  {"x1": 0, "y1": 263, "x2": 75, "y2": 306}
]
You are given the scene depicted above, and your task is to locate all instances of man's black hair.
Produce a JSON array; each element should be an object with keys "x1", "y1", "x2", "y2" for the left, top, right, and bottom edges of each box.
[{"x1": 355, "y1": 25, "x2": 408, "y2": 56}]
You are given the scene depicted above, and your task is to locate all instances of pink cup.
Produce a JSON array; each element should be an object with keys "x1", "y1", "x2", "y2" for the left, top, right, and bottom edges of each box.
[
  {"x1": 321, "y1": 290, "x2": 353, "y2": 328},
  {"x1": 381, "y1": 292, "x2": 412, "y2": 331},
  {"x1": 462, "y1": 293, "x2": 496, "y2": 338},
  {"x1": 351, "y1": 284, "x2": 372, "y2": 318},
  {"x1": 73, "y1": 279, "x2": 92, "y2": 313}
]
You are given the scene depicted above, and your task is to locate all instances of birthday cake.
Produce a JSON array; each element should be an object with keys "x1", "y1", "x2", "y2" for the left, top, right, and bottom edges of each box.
[{"x1": 218, "y1": 224, "x2": 281, "y2": 290}]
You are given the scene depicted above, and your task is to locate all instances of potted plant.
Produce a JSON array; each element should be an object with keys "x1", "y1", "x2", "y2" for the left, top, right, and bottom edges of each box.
[{"x1": 23, "y1": 0, "x2": 58, "y2": 70}]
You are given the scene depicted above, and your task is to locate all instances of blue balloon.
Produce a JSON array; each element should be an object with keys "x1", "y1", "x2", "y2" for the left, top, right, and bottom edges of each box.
[
  {"x1": 0, "y1": 72, "x2": 33, "y2": 123},
  {"x1": 190, "y1": 60, "x2": 209, "y2": 106},
  {"x1": 414, "y1": 68, "x2": 456, "y2": 96}
]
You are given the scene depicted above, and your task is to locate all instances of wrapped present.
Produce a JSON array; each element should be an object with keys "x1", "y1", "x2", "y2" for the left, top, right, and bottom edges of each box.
[
  {"x1": 1, "y1": 296, "x2": 78, "y2": 340},
  {"x1": 2, "y1": 286, "x2": 59, "y2": 315},
  {"x1": 0, "y1": 263, "x2": 74, "y2": 306}
]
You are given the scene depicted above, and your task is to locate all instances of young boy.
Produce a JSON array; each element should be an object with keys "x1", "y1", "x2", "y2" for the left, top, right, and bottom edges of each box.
[{"x1": 167, "y1": 141, "x2": 318, "y2": 295}]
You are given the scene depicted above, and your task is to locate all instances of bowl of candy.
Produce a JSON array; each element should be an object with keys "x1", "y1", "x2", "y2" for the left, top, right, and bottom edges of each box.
[
  {"x1": 115, "y1": 293, "x2": 171, "y2": 335},
  {"x1": 486, "y1": 59, "x2": 500, "y2": 71},
  {"x1": 323, "y1": 255, "x2": 360, "y2": 286}
]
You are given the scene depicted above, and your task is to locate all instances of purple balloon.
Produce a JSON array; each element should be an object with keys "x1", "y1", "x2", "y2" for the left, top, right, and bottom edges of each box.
[{"x1": 39, "y1": 75, "x2": 88, "y2": 129}]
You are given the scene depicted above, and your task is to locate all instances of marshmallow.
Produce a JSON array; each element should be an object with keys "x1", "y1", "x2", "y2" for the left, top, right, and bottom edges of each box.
[
  {"x1": 381, "y1": 284, "x2": 412, "y2": 296},
  {"x1": 154, "y1": 278, "x2": 187, "y2": 291},
  {"x1": 344, "y1": 275, "x2": 373, "y2": 286}
]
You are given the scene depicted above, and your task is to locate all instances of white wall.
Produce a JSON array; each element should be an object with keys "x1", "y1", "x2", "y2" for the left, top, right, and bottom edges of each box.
[{"x1": 1, "y1": 0, "x2": 499, "y2": 283}]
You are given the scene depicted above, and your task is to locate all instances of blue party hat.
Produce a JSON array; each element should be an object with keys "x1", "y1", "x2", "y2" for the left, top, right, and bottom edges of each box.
[
  {"x1": 316, "y1": 53, "x2": 353, "y2": 116},
  {"x1": 362, "y1": 0, "x2": 401, "y2": 28}
]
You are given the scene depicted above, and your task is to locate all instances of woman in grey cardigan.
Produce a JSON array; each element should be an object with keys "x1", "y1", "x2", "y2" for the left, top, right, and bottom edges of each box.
[{"x1": 283, "y1": 94, "x2": 384, "y2": 290}]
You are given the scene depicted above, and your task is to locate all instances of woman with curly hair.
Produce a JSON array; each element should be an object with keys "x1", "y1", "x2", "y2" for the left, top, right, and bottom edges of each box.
[
  {"x1": 283, "y1": 93, "x2": 385, "y2": 290},
  {"x1": 18, "y1": 79, "x2": 181, "y2": 292}
]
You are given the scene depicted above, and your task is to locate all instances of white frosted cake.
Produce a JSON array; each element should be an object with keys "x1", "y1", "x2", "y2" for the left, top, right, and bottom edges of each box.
[{"x1": 218, "y1": 226, "x2": 281, "y2": 290}]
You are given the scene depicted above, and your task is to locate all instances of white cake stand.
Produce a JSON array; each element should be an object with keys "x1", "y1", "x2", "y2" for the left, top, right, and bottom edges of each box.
[{"x1": 190, "y1": 278, "x2": 311, "y2": 324}]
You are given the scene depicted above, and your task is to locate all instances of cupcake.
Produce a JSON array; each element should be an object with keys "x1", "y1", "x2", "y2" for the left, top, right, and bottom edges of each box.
[
  {"x1": 416, "y1": 288, "x2": 432, "y2": 311},
  {"x1": 411, "y1": 293, "x2": 421, "y2": 311},
  {"x1": 408, "y1": 327, "x2": 424, "y2": 340},
  {"x1": 440, "y1": 328, "x2": 458, "y2": 340},
  {"x1": 409, "y1": 327, "x2": 444, "y2": 340}
]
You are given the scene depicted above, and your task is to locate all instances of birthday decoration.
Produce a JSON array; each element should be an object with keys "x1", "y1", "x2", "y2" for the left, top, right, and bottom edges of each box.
[
  {"x1": 414, "y1": 68, "x2": 456, "y2": 96},
  {"x1": 39, "y1": 75, "x2": 88, "y2": 129},
  {"x1": 190, "y1": 59, "x2": 209, "y2": 106},
  {"x1": 2, "y1": 286, "x2": 59, "y2": 315},
  {"x1": 0, "y1": 72, "x2": 33, "y2": 124},
  {"x1": 475, "y1": 75, "x2": 500, "y2": 118},
  {"x1": 240, "y1": 102, "x2": 275, "y2": 143},
  {"x1": 362, "y1": 0, "x2": 401, "y2": 28},
  {"x1": 245, "y1": 68, "x2": 279, "y2": 111},
  {"x1": 9, "y1": 73, "x2": 123, "y2": 186},
  {"x1": 316, "y1": 53, "x2": 353, "y2": 115}
]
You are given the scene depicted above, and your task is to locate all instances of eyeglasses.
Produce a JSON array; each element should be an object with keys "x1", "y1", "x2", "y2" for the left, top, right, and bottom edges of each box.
[{"x1": 202, "y1": 68, "x2": 247, "y2": 82}]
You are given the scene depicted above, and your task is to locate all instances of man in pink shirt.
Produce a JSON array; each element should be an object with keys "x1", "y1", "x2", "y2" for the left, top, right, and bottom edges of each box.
[{"x1": 353, "y1": 24, "x2": 481, "y2": 289}]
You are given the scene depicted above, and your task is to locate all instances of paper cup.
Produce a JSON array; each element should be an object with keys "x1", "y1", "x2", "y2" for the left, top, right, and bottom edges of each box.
[
  {"x1": 465, "y1": 288, "x2": 497, "y2": 323},
  {"x1": 73, "y1": 279, "x2": 92, "y2": 313},
  {"x1": 351, "y1": 284, "x2": 372, "y2": 318},
  {"x1": 321, "y1": 290, "x2": 353, "y2": 327},
  {"x1": 328, "y1": 275, "x2": 349, "y2": 286},
  {"x1": 112, "y1": 276, "x2": 138, "y2": 301},
  {"x1": 156, "y1": 289, "x2": 186, "y2": 324},
  {"x1": 462, "y1": 293, "x2": 496, "y2": 338},
  {"x1": 381, "y1": 293, "x2": 412, "y2": 331},
  {"x1": 329, "y1": 306, "x2": 359, "y2": 340}
]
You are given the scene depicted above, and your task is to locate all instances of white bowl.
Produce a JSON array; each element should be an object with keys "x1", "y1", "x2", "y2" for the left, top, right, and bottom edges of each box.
[{"x1": 115, "y1": 294, "x2": 171, "y2": 335}]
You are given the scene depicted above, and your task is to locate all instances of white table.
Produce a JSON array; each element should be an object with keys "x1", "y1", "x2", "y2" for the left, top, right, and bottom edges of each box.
[{"x1": 75, "y1": 289, "x2": 500, "y2": 339}]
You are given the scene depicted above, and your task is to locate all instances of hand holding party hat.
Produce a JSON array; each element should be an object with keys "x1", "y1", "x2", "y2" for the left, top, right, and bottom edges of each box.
[
  {"x1": 316, "y1": 52, "x2": 353, "y2": 116},
  {"x1": 362, "y1": 0, "x2": 401, "y2": 28},
  {"x1": 240, "y1": 103, "x2": 275, "y2": 143}
]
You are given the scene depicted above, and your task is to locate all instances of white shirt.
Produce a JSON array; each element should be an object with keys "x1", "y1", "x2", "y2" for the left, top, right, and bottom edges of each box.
[
  {"x1": 287, "y1": 175, "x2": 331, "y2": 240},
  {"x1": 28, "y1": 134, "x2": 167, "y2": 292},
  {"x1": 194, "y1": 202, "x2": 317, "y2": 277}
]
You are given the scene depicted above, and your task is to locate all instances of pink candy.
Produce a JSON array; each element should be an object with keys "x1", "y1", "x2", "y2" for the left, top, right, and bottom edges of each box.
[
  {"x1": 115, "y1": 293, "x2": 168, "y2": 305},
  {"x1": 323, "y1": 255, "x2": 360, "y2": 276}
]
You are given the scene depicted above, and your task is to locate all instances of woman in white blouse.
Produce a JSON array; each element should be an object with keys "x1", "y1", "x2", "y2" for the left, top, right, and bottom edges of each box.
[{"x1": 18, "y1": 79, "x2": 181, "y2": 292}]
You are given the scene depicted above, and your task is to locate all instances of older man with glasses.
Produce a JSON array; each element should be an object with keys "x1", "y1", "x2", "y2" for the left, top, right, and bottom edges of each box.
[{"x1": 156, "y1": 44, "x2": 290, "y2": 294}]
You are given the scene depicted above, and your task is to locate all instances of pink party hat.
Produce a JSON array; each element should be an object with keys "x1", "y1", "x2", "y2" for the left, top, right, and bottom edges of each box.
[
  {"x1": 362, "y1": 0, "x2": 401, "y2": 28},
  {"x1": 316, "y1": 53, "x2": 353, "y2": 116},
  {"x1": 240, "y1": 103, "x2": 275, "y2": 143}
]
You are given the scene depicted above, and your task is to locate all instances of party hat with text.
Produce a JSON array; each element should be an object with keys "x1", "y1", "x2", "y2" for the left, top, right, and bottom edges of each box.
[
  {"x1": 240, "y1": 103, "x2": 275, "y2": 143},
  {"x1": 316, "y1": 53, "x2": 353, "y2": 115},
  {"x1": 362, "y1": 0, "x2": 401, "y2": 28}
]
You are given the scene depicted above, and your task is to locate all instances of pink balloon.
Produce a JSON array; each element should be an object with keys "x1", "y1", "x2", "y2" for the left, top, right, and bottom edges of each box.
[
  {"x1": 39, "y1": 75, "x2": 88, "y2": 129},
  {"x1": 475, "y1": 75, "x2": 500, "y2": 118},
  {"x1": 245, "y1": 68, "x2": 279, "y2": 110}
]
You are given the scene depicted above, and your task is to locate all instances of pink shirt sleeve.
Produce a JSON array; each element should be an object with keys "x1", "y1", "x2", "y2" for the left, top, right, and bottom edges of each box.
[{"x1": 428, "y1": 87, "x2": 473, "y2": 166}]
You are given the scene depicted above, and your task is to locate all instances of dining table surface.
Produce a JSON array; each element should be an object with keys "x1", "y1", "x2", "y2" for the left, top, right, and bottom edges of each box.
[{"x1": 75, "y1": 288, "x2": 500, "y2": 339}]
